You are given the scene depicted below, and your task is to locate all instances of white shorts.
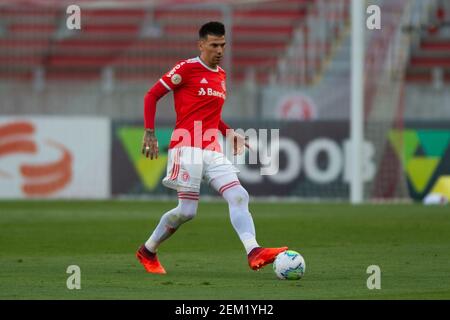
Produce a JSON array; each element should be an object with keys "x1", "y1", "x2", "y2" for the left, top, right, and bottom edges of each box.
[{"x1": 162, "y1": 147, "x2": 239, "y2": 192}]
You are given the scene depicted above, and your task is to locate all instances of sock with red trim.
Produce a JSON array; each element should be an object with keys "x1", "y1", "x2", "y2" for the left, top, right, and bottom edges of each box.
[
  {"x1": 222, "y1": 185, "x2": 259, "y2": 254},
  {"x1": 145, "y1": 197, "x2": 198, "y2": 252}
]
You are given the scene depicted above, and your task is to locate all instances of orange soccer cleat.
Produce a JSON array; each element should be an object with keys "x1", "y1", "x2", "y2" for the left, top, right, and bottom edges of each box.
[
  {"x1": 247, "y1": 246, "x2": 288, "y2": 271},
  {"x1": 136, "y1": 245, "x2": 167, "y2": 274}
]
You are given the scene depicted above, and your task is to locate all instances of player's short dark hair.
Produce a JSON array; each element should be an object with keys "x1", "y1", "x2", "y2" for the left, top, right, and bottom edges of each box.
[{"x1": 199, "y1": 21, "x2": 225, "y2": 39}]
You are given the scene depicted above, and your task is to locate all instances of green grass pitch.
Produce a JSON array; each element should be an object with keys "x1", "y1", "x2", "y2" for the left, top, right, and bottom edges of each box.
[{"x1": 0, "y1": 200, "x2": 449, "y2": 299}]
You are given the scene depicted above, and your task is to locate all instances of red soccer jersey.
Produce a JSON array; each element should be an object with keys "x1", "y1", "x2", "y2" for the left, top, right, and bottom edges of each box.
[{"x1": 159, "y1": 57, "x2": 227, "y2": 151}]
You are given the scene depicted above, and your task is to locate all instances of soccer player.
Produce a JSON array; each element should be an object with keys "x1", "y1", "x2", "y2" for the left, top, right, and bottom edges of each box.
[{"x1": 136, "y1": 21, "x2": 287, "y2": 274}]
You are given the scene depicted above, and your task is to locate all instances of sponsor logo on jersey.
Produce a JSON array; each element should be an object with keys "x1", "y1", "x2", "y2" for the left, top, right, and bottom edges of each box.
[
  {"x1": 171, "y1": 74, "x2": 182, "y2": 85},
  {"x1": 200, "y1": 78, "x2": 208, "y2": 84},
  {"x1": 197, "y1": 87, "x2": 226, "y2": 100}
]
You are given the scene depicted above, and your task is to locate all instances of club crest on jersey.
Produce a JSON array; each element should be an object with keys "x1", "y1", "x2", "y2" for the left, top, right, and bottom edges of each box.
[
  {"x1": 221, "y1": 80, "x2": 226, "y2": 91},
  {"x1": 171, "y1": 74, "x2": 182, "y2": 85}
]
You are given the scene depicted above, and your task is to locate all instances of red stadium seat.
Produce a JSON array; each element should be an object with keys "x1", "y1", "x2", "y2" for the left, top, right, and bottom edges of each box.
[
  {"x1": 406, "y1": 38, "x2": 450, "y2": 84},
  {"x1": 0, "y1": 0, "x2": 329, "y2": 85}
]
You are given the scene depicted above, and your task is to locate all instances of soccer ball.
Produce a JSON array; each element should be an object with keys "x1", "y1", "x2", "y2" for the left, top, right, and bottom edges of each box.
[{"x1": 273, "y1": 250, "x2": 305, "y2": 280}]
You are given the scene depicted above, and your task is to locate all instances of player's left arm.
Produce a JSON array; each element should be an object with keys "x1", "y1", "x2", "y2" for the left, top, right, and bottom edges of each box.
[
  {"x1": 219, "y1": 119, "x2": 250, "y2": 155},
  {"x1": 218, "y1": 72, "x2": 249, "y2": 154}
]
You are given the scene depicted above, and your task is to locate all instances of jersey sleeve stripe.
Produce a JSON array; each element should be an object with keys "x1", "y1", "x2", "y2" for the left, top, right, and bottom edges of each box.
[{"x1": 159, "y1": 78, "x2": 172, "y2": 91}]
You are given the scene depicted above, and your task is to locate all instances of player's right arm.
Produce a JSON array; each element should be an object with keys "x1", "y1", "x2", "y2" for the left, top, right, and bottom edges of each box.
[
  {"x1": 142, "y1": 60, "x2": 190, "y2": 159},
  {"x1": 142, "y1": 81, "x2": 168, "y2": 159}
]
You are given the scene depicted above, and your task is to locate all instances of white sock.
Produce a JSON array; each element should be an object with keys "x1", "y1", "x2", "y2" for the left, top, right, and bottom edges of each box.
[
  {"x1": 211, "y1": 174, "x2": 260, "y2": 254},
  {"x1": 145, "y1": 198, "x2": 198, "y2": 253},
  {"x1": 223, "y1": 186, "x2": 259, "y2": 254}
]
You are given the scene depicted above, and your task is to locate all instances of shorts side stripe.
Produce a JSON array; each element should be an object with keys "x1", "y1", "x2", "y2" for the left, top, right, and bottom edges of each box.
[{"x1": 170, "y1": 149, "x2": 181, "y2": 180}]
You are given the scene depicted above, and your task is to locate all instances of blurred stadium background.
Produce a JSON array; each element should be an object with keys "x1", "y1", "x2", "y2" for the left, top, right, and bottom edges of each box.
[
  {"x1": 1, "y1": 0, "x2": 450, "y2": 301},
  {"x1": 0, "y1": 0, "x2": 449, "y2": 203}
]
